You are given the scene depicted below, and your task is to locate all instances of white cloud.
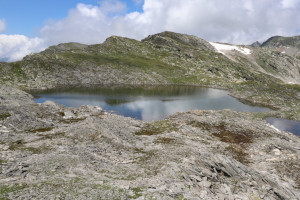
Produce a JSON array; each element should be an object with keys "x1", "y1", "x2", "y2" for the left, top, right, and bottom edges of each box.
[
  {"x1": 0, "y1": 19, "x2": 6, "y2": 33},
  {"x1": 77, "y1": 3, "x2": 100, "y2": 17},
  {"x1": 40, "y1": 3, "x2": 107, "y2": 45},
  {"x1": 0, "y1": 34, "x2": 45, "y2": 62},
  {"x1": 99, "y1": 0, "x2": 127, "y2": 14},
  {"x1": 281, "y1": 0, "x2": 300, "y2": 8},
  {"x1": 40, "y1": 0, "x2": 300, "y2": 46},
  {"x1": 1, "y1": 0, "x2": 300, "y2": 61}
]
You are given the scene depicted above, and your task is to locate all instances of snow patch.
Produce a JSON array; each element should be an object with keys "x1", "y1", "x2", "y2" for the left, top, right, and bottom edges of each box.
[{"x1": 209, "y1": 42, "x2": 251, "y2": 55}]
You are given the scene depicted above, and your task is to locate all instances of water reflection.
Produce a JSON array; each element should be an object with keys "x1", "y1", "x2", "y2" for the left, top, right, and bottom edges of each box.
[
  {"x1": 266, "y1": 117, "x2": 300, "y2": 136},
  {"x1": 33, "y1": 86, "x2": 270, "y2": 121}
]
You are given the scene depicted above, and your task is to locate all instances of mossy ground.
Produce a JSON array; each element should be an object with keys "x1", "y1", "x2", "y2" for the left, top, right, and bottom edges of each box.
[
  {"x1": 8, "y1": 139, "x2": 50, "y2": 154},
  {"x1": 135, "y1": 120, "x2": 178, "y2": 136},
  {"x1": 0, "y1": 112, "x2": 11, "y2": 120},
  {"x1": 0, "y1": 184, "x2": 28, "y2": 200},
  {"x1": 188, "y1": 121, "x2": 254, "y2": 164}
]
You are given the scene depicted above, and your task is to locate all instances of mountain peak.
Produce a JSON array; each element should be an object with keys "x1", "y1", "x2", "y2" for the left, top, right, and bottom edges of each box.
[
  {"x1": 261, "y1": 35, "x2": 300, "y2": 57},
  {"x1": 142, "y1": 31, "x2": 214, "y2": 51},
  {"x1": 261, "y1": 35, "x2": 300, "y2": 47},
  {"x1": 250, "y1": 41, "x2": 261, "y2": 47}
]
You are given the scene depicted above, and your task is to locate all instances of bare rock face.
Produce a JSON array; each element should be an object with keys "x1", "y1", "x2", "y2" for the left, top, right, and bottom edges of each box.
[
  {"x1": 261, "y1": 35, "x2": 300, "y2": 57},
  {"x1": 142, "y1": 31, "x2": 216, "y2": 51},
  {"x1": 0, "y1": 85, "x2": 299, "y2": 199},
  {"x1": 251, "y1": 41, "x2": 261, "y2": 47}
]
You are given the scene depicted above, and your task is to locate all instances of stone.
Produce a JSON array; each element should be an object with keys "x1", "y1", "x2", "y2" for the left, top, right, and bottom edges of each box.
[
  {"x1": 272, "y1": 148, "x2": 281, "y2": 156},
  {"x1": 199, "y1": 180, "x2": 211, "y2": 188}
]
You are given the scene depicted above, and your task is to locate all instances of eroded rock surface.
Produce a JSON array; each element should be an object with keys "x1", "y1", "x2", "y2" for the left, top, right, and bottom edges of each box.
[{"x1": 0, "y1": 85, "x2": 299, "y2": 199}]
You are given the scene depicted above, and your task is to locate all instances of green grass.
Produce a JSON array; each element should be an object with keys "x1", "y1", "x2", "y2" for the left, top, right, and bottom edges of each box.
[
  {"x1": 28, "y1": 127, "x2": 53, "y2": 133},
  {"x1": 0, "y1": 184, "x2": 28, "y2": 200},
  {"x1": 135, "y1": 120, "x2": 177, "y2": 136},
  {"x1": 60, "y1": 117, "x2": 86, "y2": 124},
  {"x1": 0, "y1": 112, "x2": 11, "y2": 120},
  {"x1": 129, "y1": 187, "x2": 143, "y2": 199},
  {"x1": 38, "y1": 132, "x2": 66, "y2": 140},
  {"x1": 10, "y1": 61, "x2": 27, "y2": 79},
  {"x1": 23, "y1": 146, "x2": 51, "y2": 154},
  {"x1": 153, "y1": 137, "x2": 176, "y2": 144},
  {"x1": 8, "y1": 139, "x2": 25, "y2": 151},
  {"x1": 60, "y1": 49, "x2": 179, "y2": 79},
  {"x1": 8, "y1": 139, "x2": 50, "y2": 154},
  {"x1": 0, "y1": 159, "x2": 7, "y2": 164}
]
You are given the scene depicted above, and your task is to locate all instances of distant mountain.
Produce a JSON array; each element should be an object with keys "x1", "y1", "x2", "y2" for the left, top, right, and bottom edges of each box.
[
  {"x1": 250, "y1": 41, "x2": 261, "y2": 47},
  {"x1": 261, "y1": 35, "x2": 300, "y2": 58}
]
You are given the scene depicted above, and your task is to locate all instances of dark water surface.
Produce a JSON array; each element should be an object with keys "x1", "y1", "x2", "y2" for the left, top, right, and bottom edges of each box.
[
  {"x1": 32, "y1": 86, "x2": 271, "y2": 121},
  {"x1": 266, "y1": 117, "x2": 300, "y2": 136}
]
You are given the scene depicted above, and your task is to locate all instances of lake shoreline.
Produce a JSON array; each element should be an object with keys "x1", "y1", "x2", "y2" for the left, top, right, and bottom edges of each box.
[
  {"x1": 1, "y1": 84, "x2": 300, "y2": 199},
  {"x1": 18, "y1": 81, "x2": 298, "y2": 121},
  {"x1": 30, "y1": 85, "x2": 272, "y2": 121}
]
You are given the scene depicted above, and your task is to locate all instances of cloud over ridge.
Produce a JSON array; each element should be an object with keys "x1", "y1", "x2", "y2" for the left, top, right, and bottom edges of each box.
[{"x1": 0, "y1": 34, "x2": 45, "y2": 62}]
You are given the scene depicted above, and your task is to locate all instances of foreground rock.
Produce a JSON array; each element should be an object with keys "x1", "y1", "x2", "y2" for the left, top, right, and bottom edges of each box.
[{"x1": 0, "y1": 85, "x2": 299, "y2": 199}]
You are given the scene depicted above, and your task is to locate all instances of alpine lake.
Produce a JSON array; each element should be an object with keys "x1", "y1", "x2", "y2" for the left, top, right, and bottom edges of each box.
[{"x1": 32, "y1": 86, "x2": 300, "y2": 136}]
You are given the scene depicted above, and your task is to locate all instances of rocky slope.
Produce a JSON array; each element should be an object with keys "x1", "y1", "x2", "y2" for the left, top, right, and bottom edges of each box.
[
  {"x1": 262, "y1": 35, "x2": 300, "y2": 58},
  {"x1": 0, "y1": 85, "x2": 299, "y2": 199},
  {"x1": 0, "y1": 31, "x2": 300, "y2": 199}
]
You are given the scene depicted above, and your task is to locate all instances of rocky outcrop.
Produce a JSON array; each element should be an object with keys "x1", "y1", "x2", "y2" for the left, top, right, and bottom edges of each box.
[
  {"x1": 0, "y1": 85, "x2": 299, "y2": 199},
  {"x1": 261, "y1": 35, "x2": 300, "y2": 57},
  {"x1": 250, "y1": 41, "x2": 261, "y2": 47}
]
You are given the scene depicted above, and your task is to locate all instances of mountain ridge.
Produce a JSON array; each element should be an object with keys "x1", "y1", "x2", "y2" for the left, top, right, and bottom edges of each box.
[{"x1": 261, "y1": 35, "x2": 300, "y2": 58}]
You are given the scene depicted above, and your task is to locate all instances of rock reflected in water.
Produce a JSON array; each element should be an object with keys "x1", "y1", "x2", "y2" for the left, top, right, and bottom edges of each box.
[{"x1": 32, "y1": 86, "x2": 271, "y2": 121}]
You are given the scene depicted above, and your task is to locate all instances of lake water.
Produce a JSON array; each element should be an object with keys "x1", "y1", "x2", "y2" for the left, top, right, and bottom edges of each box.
[
  {"x1": 266, "y1": 117, "x2": 300, "y2": 136},
  {"x1": 32, "y1": 86, "x2": 271, "y2": 121}
]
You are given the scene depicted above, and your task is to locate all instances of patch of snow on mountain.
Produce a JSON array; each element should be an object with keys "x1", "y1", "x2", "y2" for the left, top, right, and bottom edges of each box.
[{"x1": 209, "y1": 42, "x2": 251, "y2": 55}]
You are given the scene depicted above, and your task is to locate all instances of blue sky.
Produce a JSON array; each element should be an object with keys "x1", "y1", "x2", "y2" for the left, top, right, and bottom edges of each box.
[
  {"x1": 0, "y1": 0, "x2": 143, "y2": 36},
  {"x1": 1, "y1": 0, "x2": 300, "y2": 62}
]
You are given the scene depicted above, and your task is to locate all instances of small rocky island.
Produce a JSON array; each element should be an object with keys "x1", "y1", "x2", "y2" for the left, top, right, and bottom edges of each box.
[{"x1": 0, "y1": 32, "x2": 300, "y2": 199}]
